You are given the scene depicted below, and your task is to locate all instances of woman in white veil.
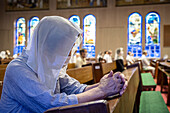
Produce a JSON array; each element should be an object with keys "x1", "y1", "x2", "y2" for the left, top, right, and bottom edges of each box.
[{"x1": 0, "y1": 16, "x2": 126, "y2": 113}]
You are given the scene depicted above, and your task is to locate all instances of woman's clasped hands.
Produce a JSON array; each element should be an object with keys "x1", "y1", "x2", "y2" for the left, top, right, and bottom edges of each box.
[{"x1": 98, "y1": 71, "x2": 127, "y2": 98}]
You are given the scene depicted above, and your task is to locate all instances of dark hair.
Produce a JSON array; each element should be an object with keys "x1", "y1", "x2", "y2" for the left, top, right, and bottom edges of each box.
[
  {"x1": 128, "y1": 51, "x2": 131, "y2": 55},
  {"x1": 80, "y1": 49, "x2": 86, "y2": 55},
  {"x1": 104, "y1": 51, "x2": 108, "y2": 54},
  {"x1": 117, "y1": 49, "x2": 121, "y2": 54}
]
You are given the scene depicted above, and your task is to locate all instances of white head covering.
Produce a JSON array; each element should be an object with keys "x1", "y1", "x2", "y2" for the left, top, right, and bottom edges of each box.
[
  {"x1": 26, "y1": 16, "x2": 83, "y2": 92},
  {"x1": 114, "y1": 47, "x2": 124, "y2": 60},
  {"x1": 0, "y1": 51, "x2": 6, "y2": 59}
]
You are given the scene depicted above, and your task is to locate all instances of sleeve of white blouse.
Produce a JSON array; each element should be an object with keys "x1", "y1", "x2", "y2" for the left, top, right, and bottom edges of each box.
[
  {"x1": 4, "y1": 64, "x2": 80, "y2": 113},
  {"x1": 59, "y1": 73, "x2": 87, "y2": 95}
]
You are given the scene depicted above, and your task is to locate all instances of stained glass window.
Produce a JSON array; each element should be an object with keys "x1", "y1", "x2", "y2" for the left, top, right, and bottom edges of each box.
[
  {"x1": 83, "y1": 14, "x2": 96, "y2": 58},
  {"x1": 127, "y1": 12, "x2": 142, "y2": 57},
  {"x1": 69, "y1": 15, "x2": 81, "y2": 53},
  {"x1": 14, "y1": 17, "x2": 26, "y2": 55},
  {"x1": 28, "y1": 16, "x2": 39, "y2": 44},
  {"x1": 69, "y1": 15, "x2": 80, "y2": 27},
  {"x1": 145, "y1": 12, "x2": 160, "y2": 58}
]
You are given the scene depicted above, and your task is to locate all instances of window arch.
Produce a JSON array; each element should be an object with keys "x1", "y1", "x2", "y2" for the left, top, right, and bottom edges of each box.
[
  {"x1": 28, "y1": 16, "x2": 39, "y2": 45},
  {"x1": 83, "y1": 14, "x2": 96, "y2": 58},
  {"x1": 69, "y1": 15, "x2": 81, "y2": 53},
  {"x1": 145, "y1": 12, "x2": 160, "y2": 58},
  {"x1": 69, "y1": 15, "x2": 80, "y2": 27},
  {"x1": 14, "y1": 17, "x2": 26, "y2": 55},
  {"x1": 127, "y1": 12, "x2": 142, "y2": 57}
]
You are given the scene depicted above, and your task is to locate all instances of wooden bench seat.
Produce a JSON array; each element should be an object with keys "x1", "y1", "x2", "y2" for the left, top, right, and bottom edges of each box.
[{"x1": 139, "y1": 91, "x2": 169, "y2": 113}]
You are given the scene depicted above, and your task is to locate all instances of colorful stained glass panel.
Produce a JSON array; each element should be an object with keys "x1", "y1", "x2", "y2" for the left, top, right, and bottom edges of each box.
[
  {"x1": 145, "y1": 12, "x2": 160, "y2": 58},
  {"x1": 14, "y1": 17, "x2": 26, "y2": 55},
  {"x1": 28, "y1": 16, "x2": 39, "y2": 44},
  {"x1": 83, "y1": 14, "x2": 96, "y2": 58},
  {"x1": 127, "y1": 12, "x2": 142, "y2": 57}
]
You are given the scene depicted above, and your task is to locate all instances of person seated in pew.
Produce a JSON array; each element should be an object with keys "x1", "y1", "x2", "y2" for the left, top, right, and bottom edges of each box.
[
  {"x1": 126, "y1": 51, "x2": 135, "y2": 66},
  {"x1": 69, "y1": 49, "x2": 78, "y2": 64},
  {"x1": 5, "y1": 50, "x2": 11, "y2": 59},
  {"x1": 0, "y1": 16, "x2": 127, "y2": 113},
  {"x1": 75, "y1": 48, "x2": 87, "y2": 68},
  {"x1": 114, "y1": 47, "x2": 124, "y2": 61},
  {"x1": 0, "y1": 51, "x2": 6, "y2": 59},
  {"x1": 141, "y1": 50, "x2": 155, "y2": 75},
  {"x1": 97, "y1": 51, "x2": 103, "y2": 62},
  {"x1": 103, "y1": 50, "x2": 113, "y2": 63}
]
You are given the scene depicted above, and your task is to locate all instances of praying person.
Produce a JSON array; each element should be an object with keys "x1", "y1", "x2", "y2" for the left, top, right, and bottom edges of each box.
[{"x1": 0, "y1": 16, "x2": 127, "y2": 113}]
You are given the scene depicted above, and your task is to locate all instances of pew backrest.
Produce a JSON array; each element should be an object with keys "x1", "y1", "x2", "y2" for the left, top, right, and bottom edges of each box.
[
  {"x1": 102, "y1": 62, "x2": 117, "y2": 75},
  {"x1": 92, "y1": 63, "x2": 104, "y2": 83},
  {"x1": 66, "y1": 66, "x2": 93, "y2": 84},
  {"x1": 67, "y1": 63, "x2": 75, "y2": 69},
  {"x1": 0, "y1": 68, "x2": 6, "y2": 81}
]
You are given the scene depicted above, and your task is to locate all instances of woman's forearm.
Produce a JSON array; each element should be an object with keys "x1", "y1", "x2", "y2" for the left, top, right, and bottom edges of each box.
[
  {"x1": 76, "y1": 87, "x2": 105, "y2": 103},
  {"x1": 84, "y1": 83, "x2": 99, "y2": 91}
]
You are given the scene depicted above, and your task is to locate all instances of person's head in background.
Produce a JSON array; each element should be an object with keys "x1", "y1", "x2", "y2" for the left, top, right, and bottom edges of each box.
[
  {"x1": 76, "y1": 53, "x2": 80, "y2": 58},
  {"x1": 98, "y1": 51, "x2": 103, "y2": 56},
  {"x1": 104, "y1": 51, "x2": 108, "y2": 55},
  {"x1": 115, "y1": 47, "x2": 124, "y2": 60},
  {"x1": 117, "y1": 48, "x2": 124, "y2": 57},
  {"x1": 143, "y1": 50, "x2": 147, "y2": 56},
  {"x1": 6, "y1": 50, "x2": 10, "y2": 56},
  {"x1": 0, "y1": 51, "x2": 6, "y2": 59},
  {"x1": 108, "y1": 50, "x2": 112, "y2": 56},
  {"x1": 80, "y1": 49, "x2": 87, "y2": 59},
  {"x1": 128, "y1": 51, "x2": 131, "y2": 55}
]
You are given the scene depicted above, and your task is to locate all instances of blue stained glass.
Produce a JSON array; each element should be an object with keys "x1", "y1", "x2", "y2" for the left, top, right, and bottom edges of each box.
[
  {"x1": 151, "y1": 46, "x2": 154, "y2": 49},
  {"x1": 28, "y1": 16, "x2": 39, "y2": 45},
  {"x1": 69, "y1": 15, "x2": 81, "y2": 53},
  {"x1": 128, "y1": 12, "x2": 142, "y2": 58},
  {"x1": 14, "y1": 17, "x2": 26, "y2": 55},
  {"x1": 69, "y1": 15, "x2": 80, "y2": 28},
  {"x1": 156, "y1": 46, "x2": 159, "y2": 49},
  {"x1": 145, "y1": 12, "x2": 160, "y2": 58},
  {"x1": 83, "y1": 14, "x2": 96, "y2": 58}
]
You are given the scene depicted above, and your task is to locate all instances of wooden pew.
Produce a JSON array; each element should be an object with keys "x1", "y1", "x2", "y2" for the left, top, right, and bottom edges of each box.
[
  {"x1": 128, "y1": 62, "x2": 156, "y2": 91},
  {"x1": 66, "y1": 62, "x2": 117, "y2": 84},
  {"x1": 1, "y1": 59, "x2": 12, "y2": 64},
  {"x1": 102, "y1": 62, "x2": 117, "y2": 75},
  {"x1": 66, "y1": 66, "x2": 93, "y2": 84},
  {"x1": 0, "y1": 64, "x2": 8, "y2": 69},
  {"x1": 45, "y1": 67, "x2": 140, "y2": 113},
  {"x1": 92, "y1": 63, "x2": 104, "y2": 83},
  {"x1": 0, "y1": 68, "x2": 5, "y2": 98},
  {"x1": 45, "y1": 100, "x2": 109, "y2": 113},
  {"x1": 67, "y1": 63, "x2": 75, "y2": 69},
  {"x1": 108, "y1": 67, "x2": 139, "y2": 113},
  {"x1": 0, "y1": 68, "x2": 6, "y2": 81}
]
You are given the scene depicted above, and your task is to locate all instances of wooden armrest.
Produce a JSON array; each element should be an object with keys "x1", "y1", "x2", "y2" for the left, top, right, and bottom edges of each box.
[{"x1": 44, "y1": 100, "x2": 110, "y2": 113}]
